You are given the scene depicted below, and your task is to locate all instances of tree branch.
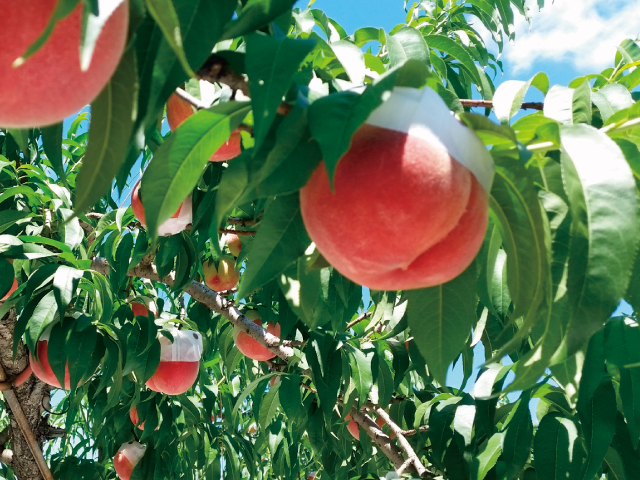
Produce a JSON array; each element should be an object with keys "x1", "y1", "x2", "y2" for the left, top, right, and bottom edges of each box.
[
  {"x1": 372, "y1": 406, "x2": 434, "y2": 478},
  {"x1": 196, "y1": 55, "x2": 250, "y2": 96},
  {"x1": 345, "y1": 311, "x2": 372, "y2": 331},
  {"x1": 218, "y1": 228, "x2": 256, "y2": 237},
  {"x1": 458, "y1": 99, "x2": 543, "y2": 110},
  {"x1": 90, "y1": 257, "x2": 294, "y2": 361}
]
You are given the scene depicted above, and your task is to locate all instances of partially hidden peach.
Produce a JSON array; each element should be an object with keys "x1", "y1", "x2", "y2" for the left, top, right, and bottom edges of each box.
[
  {"x1": 1, "y1": 278, "x2": 18, "y2": 301},
  {"x1": 166, "y1": 92, "x2": 243, "y2": 162},
  {"x1": 0, "y1": 0, "x2": 129, "y2": 128},
  {"x1": 29, "y1": 325, "x2": 92, "y2": 389},
  {"x1": 345, "y1": 414, "x2": 360, "y2": 440},
  {"x1": 376, "y1": 415, "x2": 396, "y2": 439},
  {"x1": 131, "y1": 298, "x2": 158, "y2": 318},
  {"x1": 114, "y1": 441, "x2": 146, "y2": 480},
  {"x1": 233, "y1": 311, "x2": 281, "y2": 362},
  {"x1": 145, "y1": 329, "x2": 203, "y2": 395},
  {"x1": 131, "y1": 180, "x2": 192, "y2": 236},
  {"x1": 299, "y1": 87, "x2": 494, "y2": 291},
  {"x1": 129, "y1": 407, "x2": 145, "y2": 430},
  {"x1": 203, "y1": 256, "x2": 240, "y2": 292},
  {"x1": 222, "y1": 233, "x2": 243, "y2": 258}
]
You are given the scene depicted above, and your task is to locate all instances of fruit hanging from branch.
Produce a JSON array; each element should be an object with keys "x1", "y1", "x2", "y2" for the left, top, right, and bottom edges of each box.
[
  {"x1": 300, "y1": 86, "x2": 494, "y2": 290},
  {"x1": 0, "y1": 0, "x2": 129, "y2": 128},
  {"x1": 131, "y1": 180, "x2": 192, "y2": 236},
  {"x1": 166, "y1": 92, "x2": 243, "y2": 162},
  {"x1": 130, "y1": 297, "x2": 158, "y2": 318},
  {"x1": 145, "y1": 328, "x2": 203, "y2": 395},
  {"x1": 113, "y1": 440, "x2": 146, "y2": 480},
  {"x1": 202, "y1": 255, "x2": 240, "y2": 292},
  {"x1": 233, "y1": 310, "x2": 281, "y2": 362},
  {"x1": 222, "y1": 232, "x2": 243, "y2": 258}
]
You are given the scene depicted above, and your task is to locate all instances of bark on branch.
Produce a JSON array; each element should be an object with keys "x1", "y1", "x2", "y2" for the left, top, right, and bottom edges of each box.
[{"x1": 90, "y1": 257, "x2": 294, "y2": 361}]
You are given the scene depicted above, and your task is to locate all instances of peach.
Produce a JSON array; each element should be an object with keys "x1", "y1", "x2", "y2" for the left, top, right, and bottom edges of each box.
[
  {"x1": 376, "y1": 415, "x2": 396, "y2": 439},
  {"x1": 0, "y1": 0, "x2": 128, "y2": 128},
  {"x1": 129, "y1": 407, "x2": 145, "y2": 430},
  {"x1": 308, "y1": 473, "x2": 316, "y2": 480},
  {"x1": 114, "y1": 441, "x2": 146, "y2": 480},
  {"x1": 29, "y1": 324, "x2": 93, "y2": 390},
  {"x1": 222, "y1": 233, "x2": 243, "y2": 258},
  {"x1": 345, "y1": 414, "x2": 360, "y2": 440},
  {"x1": 166, "y1": 92, "x2": 243, "y2": 162},
  {"x1": 145, "y1": 329, "x2": 203, "y2": 395},
  {"x1": 131, "y1": 180, "x2": 192, "y2": 236},
  {"x1": 233, "y1": 311, "x2": 281, "y2": 362},
  {"x1": 1, "y1": 278, "x2": 18, "y2": 301},
  {"x1": 299, "y1": 87, "x2": 494, "y2": 291},
  {"x1": 269, "y1": 375, "x2": 280, "y2": 387},
  {"x1": 203, "y1": 256, "x2": 240, "y2": 292},
  {"x1": 131, "y1": 298, "x2": 157, "y2": 318}
]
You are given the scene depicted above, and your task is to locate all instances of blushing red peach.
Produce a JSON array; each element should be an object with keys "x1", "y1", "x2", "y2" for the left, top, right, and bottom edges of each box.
[
  {"x1": 166, "y1": 93, "x2": 243, "y2": 162},
  {"x1": 131, "y1": 298, "x2": 157, "y2": 318},
  {"x1": 233, "y1": 311, "x2": 281, "y2": 362},
  {"x1": 345, "y1": 414, "x2": 360, "y2": 440},
  {"x1": 114, "y1": 441, "x2": 146, "y2": 480},
  {"x1": 129, "y1": 407, "x2": 145, "y2": 430},
  {"x1": 376, "y1": 415, "x2": 396, "y2": 439},
  {"x1": 30, "y1": 339, "x2": 72, "y2": 389},
  {"x1": 0, "y1": 0, "x2": 129, "y2": 128},
  {"x1": 1, "y1": 278, "x2": 18, "y2": 301},
  {"x1": 299, "y1": 87, "x2": 494, "y2": 291},
  {"x1": 223, "y1": 233, "x2": 243, "y2": 258},
  {"x1": 203, "y1": 256, "x2": 240, "y2": 292},
  {"x1": 131, "y1": 180, "x2": 192, "y2": 236},
  {"x1": 145, "y1": 329, "x2": 203, "y2": 395}
]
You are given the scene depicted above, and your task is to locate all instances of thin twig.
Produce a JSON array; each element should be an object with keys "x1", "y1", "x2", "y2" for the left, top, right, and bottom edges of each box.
[
  {"x1": 175, "y1": 87, "x2": 208, "y2": 110},
  {"x1": 373, "y1": 406, "x2": 434, "y2": 478},
  {"x1": 459, "y1": 99, "x2": 543, "y2": 110},
  {"x1": 227, "y1": 216, "x2": 260, "y2": 227},
  {"x1": 346, "y1": 311, "x2": 372, "y2": 331}
]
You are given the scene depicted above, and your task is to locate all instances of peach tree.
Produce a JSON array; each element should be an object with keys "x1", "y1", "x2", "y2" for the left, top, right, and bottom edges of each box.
[{"x1": 0, "y1": 1, "x2": 639, "y2": 480}]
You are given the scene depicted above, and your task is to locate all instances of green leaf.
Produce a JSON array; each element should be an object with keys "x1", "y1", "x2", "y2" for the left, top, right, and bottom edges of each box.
[
  {"x1": 142, "y1": 101, "x2": 251, "y2": 237},
  {"x1": 259, "y1": 381, "x2": 281, "y2": 431},
  {"x1": 534, "y1": 413, "x2": 583, "y2": 480},
  {"x1": 544, "y1": 85, "x2": 574, "y2": 124},
  {"x1": 330, "y1": 40, "x2": 366, "y2": 84},
  {"x1": 488, "y1": 153, "x2": 548, "y2": 330},
  {"x1": 246, "y1": 33, "x2": 315, "y2": 149},
  {"x1": 386, "y1": 27, "x2": 430, "y2": 69},
  {"x1": 345, "y1": 345, "x2": 373, "y2": 408},
  {"x1": 40, "y1": 123, "x2": 68, "y2": 188},
  {"x1": 502, "y1": 391, "x2": 534, "y2": 480},
  {"x1": 425, "y1": 34, "x2": 482, "y2": 87},
  {"x1": 0, "y1": 210, "x2": 33, "y2": 234},
  {"x1": 406, "y1": 262, "x2": 477, "y2": 384},
  {"x1": 604, "y1": 318, "x2": 640, "y2": 447},
  {"x1": 492, "y1": 73, "x2": 548, "y2": 124},
  {"x1": 473, "y1": 432, "x2": 504, "y2": 480},
  {"x1": 592, "y1": 84, "x2": 634, "y2": 122},
  {"x1": 579, "y1": 376, "x2": 617, "y2": 480},
  {"x1": 305, "y1": 333, "x2": 342, "y2": 418},
  {"x1": 279, "y1": 374, "x2": 301, "y2": 419},
  {"x1": 52, "y1": 266, "x2": 83, "y2": 319},
  {"x1": 222, "y1": 0, "x2": 298, "y2": 40},
  {"x1": 74, "y1": 47, "x2": 137, "y2": 215},
  {"x1": 572, "y1": 79, "x2": 592, "y2": 125},
  {"x1": 237, "y1": 193, "x2": 310, "y2": 298},
  {"x1": 145, "y1": 0, "x2": 194, "y2": 76},
  {"x1": 25, "y1": 290, "x2": 58, "y2": 352},
  {"x1": 560, "y1": 124, "x2": 640, "y2": 354}
]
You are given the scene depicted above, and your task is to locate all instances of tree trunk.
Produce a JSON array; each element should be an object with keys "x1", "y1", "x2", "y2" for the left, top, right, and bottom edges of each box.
[{"x1": 0, "y1": 309, "x2": 51, "y2": 480}]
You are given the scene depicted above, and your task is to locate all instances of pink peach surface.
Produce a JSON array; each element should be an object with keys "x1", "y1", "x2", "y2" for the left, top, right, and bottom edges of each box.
[
  {"x1": 0, "y1": 0, "x2": 128, "y2": 128},
  {"x1": 300, "y1": 123, "x2": 488, "y2": 290}
]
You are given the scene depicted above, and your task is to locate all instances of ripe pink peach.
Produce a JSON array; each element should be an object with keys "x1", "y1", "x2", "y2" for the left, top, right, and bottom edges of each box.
[
  {"x1": 129, "y1": 407, "x2": 145, "y2": 430},
  {"x1": 233, "y1": 311, "x2": 281, "y2": 362},
  {"x1": 114, "y1": 441, "x2": 146, "y2": 480},
  {"x1": 0, "y1": 0, "x2": 129, "y2": 128},
  {"x1": 131, "y1": 180, "x2": 192, "y2": 236},
  {"x1": 299, "y1": 87, "x2": 494, "y2": 291},
  {"x1": 145, "y1": 329, "x2": 203, "y2": 395},
  {"x1": 222, "y1": 233, "x2": 243, "y2": 258},
  {"x1": 166, "y1": 93, "x2": 243, "y2": 162},
  {"x1": 203, "y1": 256, "x2": 240, "y2": 292}
]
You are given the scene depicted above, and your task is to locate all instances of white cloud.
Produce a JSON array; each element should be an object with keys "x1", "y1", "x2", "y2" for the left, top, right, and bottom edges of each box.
[{"x1": 487, "y1": 0, "x2": 640, "y2": 74}]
